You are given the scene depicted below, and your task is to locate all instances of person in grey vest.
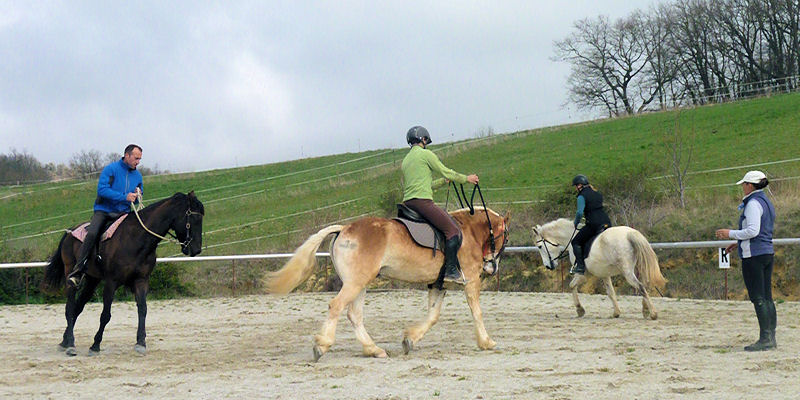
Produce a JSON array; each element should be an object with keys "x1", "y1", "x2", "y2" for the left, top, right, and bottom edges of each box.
[{"x1": 716, "y1": 170, "x2": 776, "y2": 351}]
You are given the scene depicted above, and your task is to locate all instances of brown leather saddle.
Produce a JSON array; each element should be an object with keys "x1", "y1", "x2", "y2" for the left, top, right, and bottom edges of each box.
[
  {"x1": 393, "y1": 204, "x2": 446, "y2": 254},
  {"x1": 68, "y1": 214, "x2": 129, "y2": 243}
]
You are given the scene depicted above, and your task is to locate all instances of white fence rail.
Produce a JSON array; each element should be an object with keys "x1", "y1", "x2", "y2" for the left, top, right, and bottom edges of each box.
[{"x1": 3, "y1": 239, "x2": 800, "y2": 269}]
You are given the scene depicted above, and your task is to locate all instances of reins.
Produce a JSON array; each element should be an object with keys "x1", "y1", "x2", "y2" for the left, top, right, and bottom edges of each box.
[
  {"x1": 537, "y1": 225, "x2": 577, "y2": 270},
  {"x1": 129, "y1": 193, "x2": 202, "y2": 248},
  {"x1": 450, "y1": 182, "x2": 507, "y2": 272}
]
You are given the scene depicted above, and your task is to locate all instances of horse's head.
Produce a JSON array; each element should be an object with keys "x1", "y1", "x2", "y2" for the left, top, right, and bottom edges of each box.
[
  {"x1": 172, "y1": 191, "x2": 204, "y2": 256},
  {"x1": 532, "y1": 219, "x2": 573, "y2": 270},
  {"x1": 479, "y1": 209, "x2": 510, "y2": 276}
]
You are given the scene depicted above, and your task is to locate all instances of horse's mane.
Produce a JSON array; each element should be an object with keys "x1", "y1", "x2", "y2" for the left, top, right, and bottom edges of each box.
[
  {"x1": 450, "y1": 206, "x2": 500, "y2": 218},
  {"x1": 540, "y1": 218, "x2": 573, "y2": 235},
  {"x1": 138, "y1": 193, "x2": 192, "y2": 217}
]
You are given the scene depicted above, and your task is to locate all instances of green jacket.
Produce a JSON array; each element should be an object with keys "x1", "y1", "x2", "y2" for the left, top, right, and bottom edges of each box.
[{"x1": 401, "y1": 145, "x2": 467, "y2": 201}]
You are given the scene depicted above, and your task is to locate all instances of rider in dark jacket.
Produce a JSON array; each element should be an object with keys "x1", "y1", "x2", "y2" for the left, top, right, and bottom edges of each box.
[{"x1": 570, "y1": 174, "x2": 611, "y2": 275}]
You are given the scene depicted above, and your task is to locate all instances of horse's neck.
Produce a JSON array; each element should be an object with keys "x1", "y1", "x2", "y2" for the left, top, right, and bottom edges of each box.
[
  {"x1": 135, "y1": 201, "x2": 177, "y2": 241},
  {"x1": 548, "y1": 220, "x2": 574, "y2": 243}
]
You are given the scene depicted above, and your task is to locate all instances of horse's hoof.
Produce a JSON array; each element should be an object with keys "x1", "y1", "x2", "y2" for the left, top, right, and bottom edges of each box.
[
  {"x1": 612, "y1": 312, "x2": 620, "y2": 318},
  {"x1": 88, "y1": 349, "x2": 101, "y2": 357},
  {"x1": 134, "y1": 344, "x2": 147, "y2": 355},
  {"x1": 65, "y1": 347, "x2": 77, "y2": 357},
  {"x1": 576, "y1": 307, "x2": 586, "y2": 318},
  {"x1": 649, "y1": 313, "x2": 658, "y2": 321},
  {"x1": 402, "y1": 338, "x2": 413, "y2": 355},
  {"x1": 374, "y1": 349, "x2": 388, "y2": 358},
  {"x1": 312, "y1": 346, "x2": 324, "y2": 362},
  {"x1": 480, "y1": 339, "x2": 497, "y2": 350}
]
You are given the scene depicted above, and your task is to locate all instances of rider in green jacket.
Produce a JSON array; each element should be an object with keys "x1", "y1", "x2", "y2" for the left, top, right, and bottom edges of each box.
[{"x1": 401, "y1": 126, "x2": 479, "y2": 285}]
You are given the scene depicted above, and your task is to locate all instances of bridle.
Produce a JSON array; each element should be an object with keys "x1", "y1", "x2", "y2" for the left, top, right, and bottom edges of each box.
[
  {"x1": 451, "y1": 182, "x2": 507, "y2": 275},
  {"x1": 130, "y1": 196, "x2": 204, "y2": 250},
  {"x1": 534, "y1": 225, "x2": 577, "y2": 270}
]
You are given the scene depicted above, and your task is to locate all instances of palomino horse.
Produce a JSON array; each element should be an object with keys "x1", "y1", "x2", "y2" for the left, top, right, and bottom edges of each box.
[
  {"x1": 42, "y1": 192, "x2": 204, "y2": 356},
  {"x1": 265, "y1": 207, "x2": 509, "y2": 361},
  {"x1": 532, "y1": 218, "x2": 666, "y2": 319}
]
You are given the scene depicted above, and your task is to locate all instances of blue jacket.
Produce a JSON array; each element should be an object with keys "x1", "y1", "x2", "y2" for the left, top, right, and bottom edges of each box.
[{"x1": 94, "y1": 159, "x2": 143, "y2": 214}]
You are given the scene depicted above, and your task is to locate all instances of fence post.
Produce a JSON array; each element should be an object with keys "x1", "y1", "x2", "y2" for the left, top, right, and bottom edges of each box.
[{"x1": 231, "y1": 260, "x2": 237, "y2": 297}]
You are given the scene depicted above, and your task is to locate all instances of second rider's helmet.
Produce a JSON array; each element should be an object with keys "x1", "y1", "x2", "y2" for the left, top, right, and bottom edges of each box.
[
  {"x1": 572, "y1": 174, "x2": 589, "y2": 186},
  {"x1": 407, "y1": 126, "x2": 432, "y2": 146}
]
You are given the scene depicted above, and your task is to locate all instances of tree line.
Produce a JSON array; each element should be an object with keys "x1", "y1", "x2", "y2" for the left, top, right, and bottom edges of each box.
[
  {"x1": 554, "y1": 0, "x2": 800, "y2": 116},
  {"x1": 0, "y1": 149, "x2": 165, "y2": 186}
]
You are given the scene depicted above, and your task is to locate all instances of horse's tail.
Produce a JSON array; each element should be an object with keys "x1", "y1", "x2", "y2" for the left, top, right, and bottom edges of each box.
[
  {"x1": 264, "y1": 225, "x2": 344, "y2": 294},
  {"x1": 42, "y1": 232, "x2": 68, "y2": 292},
  {"x1": 628, "y1": 229, "x2": 667, "y2": 289}
]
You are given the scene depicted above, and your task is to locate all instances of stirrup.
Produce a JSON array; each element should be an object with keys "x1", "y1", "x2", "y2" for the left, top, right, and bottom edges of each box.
[
  {"x1": 443, "y1": 268, "x2": 468, "y2": 285},
  {"x1": 67, "y1": 273, "x2": 84, "y2": 289},
  {"x1": 569, "y1": 264, "x2": 585, "y2": 275}
]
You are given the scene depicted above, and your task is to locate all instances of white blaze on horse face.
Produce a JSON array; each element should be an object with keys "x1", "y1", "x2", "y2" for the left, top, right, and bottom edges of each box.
[{"x1": 482, "y1": 259, "x2": 496, "y2": 275}]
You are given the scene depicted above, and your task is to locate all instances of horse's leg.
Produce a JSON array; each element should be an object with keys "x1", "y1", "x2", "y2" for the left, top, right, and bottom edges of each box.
[
  {"x1": 622, "y1": 270, "x2": 657, "y2": 320},
  {"x1": 464, "y1": 280, "x2": 495, "y2": 350},
  {"x1": 313, "y1": 283, "x2": 364, "y2": 361},
  {"x1": 133, "y1": 279, "x2": 149, "y2": 355},
  {"x1": 569, "y1": 274, "x2": 588, "y2": 317},
  {"x1": 602, "y1": 277, "x2": 621, "y2": 318},
  {"x1": 89, "y1": 280, "x2": 117, "y2": 354},
  {"x1": 346, "y1": 288, "x2": 386, "y2": 358},
  {"x1": 402, "y1": 287, "x2": 446, "y2": 354},
  {"x1": 60, "y1": 276, "x2": 101, "y2": 356}
]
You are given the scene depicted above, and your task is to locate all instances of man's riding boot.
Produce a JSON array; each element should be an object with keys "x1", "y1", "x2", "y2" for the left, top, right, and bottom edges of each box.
[
  {"x1": 744, "y1": 300, "x2": 775, "y2": 351},
  {"x1": 66, "y1": 258, "x2": 88, "y2": 288},
  {"x1": 570, "y1": 245, "x2": 586, "y2": 275},
  {"x1": 442, "y1": 236, "x2": 467, "y2": 285}
]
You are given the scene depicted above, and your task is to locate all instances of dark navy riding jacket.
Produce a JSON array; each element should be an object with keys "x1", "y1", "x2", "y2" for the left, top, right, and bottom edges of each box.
[
  {"x1": 94, "y1": 159, "x2": 143, "y2": 214},
  {"x1": 575, "y1": 186, "x2": 611, "y2": 228}
]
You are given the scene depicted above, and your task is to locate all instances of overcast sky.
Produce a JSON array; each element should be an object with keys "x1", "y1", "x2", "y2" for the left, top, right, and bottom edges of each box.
[{"x1": 1, "y1": 1, "x2": 644, "y2": 173}]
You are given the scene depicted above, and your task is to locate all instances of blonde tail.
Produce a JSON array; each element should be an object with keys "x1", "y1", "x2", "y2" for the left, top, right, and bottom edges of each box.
[
  {"x1": 264, "y1": 225, "x2": 344, "y2": 294},
  {"x1": 628, "y1": 230, "x2": 667, "y2": 289}
]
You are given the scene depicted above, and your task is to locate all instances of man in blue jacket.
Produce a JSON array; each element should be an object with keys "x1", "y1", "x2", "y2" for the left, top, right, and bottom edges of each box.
[{"x1": 67, "y1": 144, "x2": 144, "y2": 287}]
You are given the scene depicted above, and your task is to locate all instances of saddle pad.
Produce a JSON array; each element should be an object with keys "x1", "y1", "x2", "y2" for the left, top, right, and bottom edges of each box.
[
  {"x1": 393, "y1": 218, "x2": 444, "y2": 252},
  {"x1": 69, "y1": 214, "x2": 129, "y2": 243}
]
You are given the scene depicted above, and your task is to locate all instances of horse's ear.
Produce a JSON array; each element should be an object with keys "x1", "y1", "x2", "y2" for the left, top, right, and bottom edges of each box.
[
  {"x1": 188, "y1": 190, "x2": 195, "y2": 198},
  {"x1": 532, "y1": 225, "x2": 540, "y2": 235},
  {"x1": 503, "y1": 210, "x2": 510, "y2": 223}
]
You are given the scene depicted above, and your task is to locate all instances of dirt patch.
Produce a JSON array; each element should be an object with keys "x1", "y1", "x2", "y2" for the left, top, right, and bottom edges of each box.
[{"x1": 1, "y1": 291, "x2": 798, "y2": 399}]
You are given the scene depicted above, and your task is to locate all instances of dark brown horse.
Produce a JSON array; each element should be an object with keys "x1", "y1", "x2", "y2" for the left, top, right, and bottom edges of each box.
[{"x1": 42, "y1": 192, "x2": 204, "y2": 356}]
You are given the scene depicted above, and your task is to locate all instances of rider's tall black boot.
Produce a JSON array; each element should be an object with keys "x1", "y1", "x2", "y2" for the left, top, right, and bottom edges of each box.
[
  {"x1": 570, "y1": 245, "x2": 586, "y2": 275},
  {"x1": 442, "y1": 235, "x2": 467, "y2": 285},
  {"x1": 744, "y1": 300, "x2": 775, "y2": 351}
]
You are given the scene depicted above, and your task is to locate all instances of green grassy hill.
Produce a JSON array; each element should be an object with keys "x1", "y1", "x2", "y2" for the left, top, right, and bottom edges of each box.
[{"x1": 2, "y1": 93, "x2": 799, "y2": 303}]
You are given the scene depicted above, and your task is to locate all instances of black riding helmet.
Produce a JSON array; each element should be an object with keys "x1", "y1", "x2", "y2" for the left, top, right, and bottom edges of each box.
[
  {"x1": 407, "y1": 126, "x2": 432, "y2": 146},
  {"x1": 572, "y1": 174, "x2": 589, "y2": 186}
]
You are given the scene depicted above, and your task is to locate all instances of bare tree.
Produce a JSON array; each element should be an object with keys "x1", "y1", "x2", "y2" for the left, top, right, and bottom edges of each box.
[
  {"x1": 68, "y1": 150, "x2": 105, "y2": 177},
  {"x1": 554, "y1": 12, "x2": 671, "y2": 116},
  {"x1": 661, "y1": 112, "x2": 695, "y2": 208}
]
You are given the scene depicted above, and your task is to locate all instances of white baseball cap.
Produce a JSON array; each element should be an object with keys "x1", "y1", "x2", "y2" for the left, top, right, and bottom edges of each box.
[{"x1": 736, "y1": 170, "x2": 767, "y2": 185}]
